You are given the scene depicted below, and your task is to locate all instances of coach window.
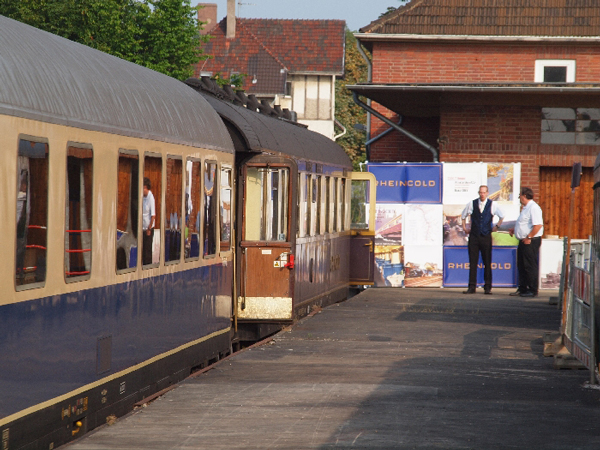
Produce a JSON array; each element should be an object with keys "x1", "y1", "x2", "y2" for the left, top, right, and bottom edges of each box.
[
  {"x1": 340, "y1": 178, "x2": 347, "y2": 231},
  {"x1": 185, "y1": 159, "x2": 201, "y2": 260},
  {"x1": 116, "y1": 151, "x2": 139, "y2": 272},
  {"x1": 325, "y1": 176, "x2": 331, "y2": 233},
  {"x1": 299, "y1": 173, "x2": 308, "y2": 237},
  {"x1": 165, "y1": 156, "x2": 182, "y2": 264},
  {"x1": 333, "y1": 178, "x2": 339, "y2": 232},
  {"x1": 15, "y1": 137, "x2": 49, "y2": 290},
  {"x1": 305, "y1": 174, "x2": 312, "y2": 236},
  {"x1": 310, "y1": 175, "x2": 318, "y2": 236},
  {"x1": 204, "y1": 161, "x2": 218, "y2": 258},
  {"x1": 244, "y1": 167, "x2": 289, "y2": 241},
  {"x1": 143, "y1": 155, "x2": 162, "y2": 267},
  {"x1": 65, "y1": 145, "x2": 93, "y2": 281},
  {"x1": 315, "y1": 175, "x2": 322, "y2": 235},
  {"x1": 220, "y1": 167, "x2": 232, "y2": 252}
]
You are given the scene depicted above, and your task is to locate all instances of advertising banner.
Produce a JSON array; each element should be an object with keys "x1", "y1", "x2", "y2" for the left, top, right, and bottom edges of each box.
[
  {"x1": 443, "y1": 246, "x2": 517, "y2": 287},
  {"x1": 368, "y1": 163, "x2": 443, "y2": 204}
]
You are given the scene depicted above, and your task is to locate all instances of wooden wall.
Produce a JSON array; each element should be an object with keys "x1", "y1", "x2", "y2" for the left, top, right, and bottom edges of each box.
[{"x1": 538, "y1": 166, "x2": 593, "y2": 240}]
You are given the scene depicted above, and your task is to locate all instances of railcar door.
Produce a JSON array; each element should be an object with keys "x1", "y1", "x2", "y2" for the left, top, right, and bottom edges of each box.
[
  {"x1": 238, "y1": 161, "x2": 295, "y2": 321},
  {"x1": 349, "y1": 172, "x2": 377, "y2": 285}
]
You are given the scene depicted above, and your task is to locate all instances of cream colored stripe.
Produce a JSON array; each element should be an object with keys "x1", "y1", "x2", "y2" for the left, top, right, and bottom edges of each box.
[{"x1": 0, "y1": 327, "x2": 231, "y2": 426}]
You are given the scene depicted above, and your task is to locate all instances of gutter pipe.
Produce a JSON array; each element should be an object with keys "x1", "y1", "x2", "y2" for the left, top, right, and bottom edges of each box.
[
  {"x1": 352, "y1": 91, "x2": 439, "y2": 162},
  {"x1": 355, "y1": 38, "x2": 372, "y2": 160}
]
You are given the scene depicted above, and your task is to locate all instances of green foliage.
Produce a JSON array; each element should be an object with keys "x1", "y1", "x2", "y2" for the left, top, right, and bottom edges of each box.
[
  {"x1": 335, "y1": 29, "x2": 368, "y2": 170},
  {"x1": 212, "y1": 72, "x2": 247, "y2": 89},
  {"x1": 379, "y1": 0, "x2": 410, "y2": 18},
  {"x1": 0, "y1": 0, "x2": 207, "y2": 80}
]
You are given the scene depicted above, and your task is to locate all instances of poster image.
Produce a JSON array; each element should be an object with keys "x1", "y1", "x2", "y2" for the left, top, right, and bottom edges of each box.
[
  {"x1": 375, "y1": 204, "x2": 403, "y2": 244},
  {"x1": 493, "y1": 203, "x2": 520, "y2": 246},
  {"x1": 374, "y1": 245, "x2": 404, "y2": 287},
  {"x1": 442, "y1": 162, "x2": 485, "y2": 205},
  {"x1": 443, "y1": 204, "x2": 468, "y2": 246},
  {"x1": 404, "y1": 245, "x2": 443, "y2": 287},
  {"x1": 404, "y1": 204, "x2": 443, "y2": 246},
  {"x1": 540, "y1": 239, "x2": 564, "y2": 289},
  {"x1": 487, "y1": 163, "x2": 521, "y2": 205}
]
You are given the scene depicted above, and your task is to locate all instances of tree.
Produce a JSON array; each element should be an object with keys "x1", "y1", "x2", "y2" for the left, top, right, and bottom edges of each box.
[
  {"x1": 0, "y1": 0, "x2": 206, "y2": 80},
  {"x1": 379, "y1": 0, "x2": 410, "y2": 18},
  {"x1": 335, "y1": 29, "x2": 368, "y2": 169}
]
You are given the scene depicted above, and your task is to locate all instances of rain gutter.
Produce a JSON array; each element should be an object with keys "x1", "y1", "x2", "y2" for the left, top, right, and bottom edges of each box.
[{"x1": 352, "y1": 91, "x2": 439, "y2": 162}]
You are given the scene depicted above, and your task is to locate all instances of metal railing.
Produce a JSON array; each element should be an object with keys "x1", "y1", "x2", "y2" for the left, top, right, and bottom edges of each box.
[{"x1": 564, "y1": 258, "x2": 597, "y2": 384}]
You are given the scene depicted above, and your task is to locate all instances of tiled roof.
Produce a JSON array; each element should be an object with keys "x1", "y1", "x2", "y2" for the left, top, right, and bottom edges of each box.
[
  {"x1": 197, "y1": 18, "x2": 345, "y2": 94},
  {"x1": 360, "y1": 0, "x2": 600, "y2": 37}
]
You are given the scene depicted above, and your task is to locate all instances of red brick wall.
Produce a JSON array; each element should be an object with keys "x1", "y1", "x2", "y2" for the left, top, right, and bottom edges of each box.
[
  {"x1": 368, "y1": 40, "x2": 600, "y2": 195},
  {"x1": 369, "y1": 108, "x2": 439, "y2": 162},
  {"x1": 438, "y1": 105, "x2": 598, "y2": 196},
  {"x1": 372, "y1": 42, "x2": 600, "y2": 84}
]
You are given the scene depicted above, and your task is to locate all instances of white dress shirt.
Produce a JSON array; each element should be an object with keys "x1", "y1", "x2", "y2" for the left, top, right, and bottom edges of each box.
[{"x1": 514, "y1": 200, "x2": 544, "y2": 240}]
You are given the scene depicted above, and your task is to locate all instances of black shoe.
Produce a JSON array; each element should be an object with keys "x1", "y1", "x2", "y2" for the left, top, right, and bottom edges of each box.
[
  {"x1": 463, "y1": 289, "x2": 476, "y2": 294},
  {"x1": 509, "y1": 290, "x2": 522, "y2": 296},
  {"x1": 484, "y1": 290, "x2": 492, "y2": 295},
  {"x1": 520, "y1": 291, "x2": 537, "y2": 298}
]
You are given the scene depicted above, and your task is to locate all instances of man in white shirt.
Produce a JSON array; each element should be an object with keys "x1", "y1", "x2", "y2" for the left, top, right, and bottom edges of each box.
[
  {"x1": 509, "y1": 187, "x2": 544, "y2": 297},
  {"x1": 142, "y1": 177, "x2": 156, "y2": 265},
  {"x1": 461, "y1": 185, "x2": 504, "y2": 294}
]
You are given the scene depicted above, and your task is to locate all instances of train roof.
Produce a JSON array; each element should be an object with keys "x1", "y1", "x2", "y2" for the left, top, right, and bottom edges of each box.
[
  {"x1": 190, "y1": 87, "x2": 352, "y2": 168},
  {"x1": 0, "y1": 15, "x2": 234, "y2": 153}
]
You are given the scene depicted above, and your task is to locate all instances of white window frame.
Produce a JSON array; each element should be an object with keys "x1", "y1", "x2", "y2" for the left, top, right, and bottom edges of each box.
[{"x1": 534, "y1": 60, "x2": 576, "y2": 83}]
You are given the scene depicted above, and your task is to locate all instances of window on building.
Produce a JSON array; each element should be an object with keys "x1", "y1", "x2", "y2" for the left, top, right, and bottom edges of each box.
[
  {"x1": 204, "y1": 161, "x2": 218, "y2": 257},
  {"x1": 65, "y1": 145, "x2": 93, "y2": 281},
  {"x1": 116, "y1": 151, "x2": 139, "y2": 272},
  {"x1": 220, "y1": 167, "x2": 232, "y2": 252},
  {"x1": 165, "y1": 156, "x2": 182, "y2": 263},
  {"x1": 16, "y1": 138, "x2": 49, "y2": 289},
  {"x1": 535, "y1": 60, "x2": 575, "y2": 83},
  {"x1": 541, "y1": 107, "x2": 600, "y2": 145},
  {"x1": 185, "y1": 159, "x2": 202, "y2": 260}
]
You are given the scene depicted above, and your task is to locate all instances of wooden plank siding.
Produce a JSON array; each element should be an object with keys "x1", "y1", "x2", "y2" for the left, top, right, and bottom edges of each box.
[{"x1": 538, "y1": 167, "x2": 593, "y2": 240}]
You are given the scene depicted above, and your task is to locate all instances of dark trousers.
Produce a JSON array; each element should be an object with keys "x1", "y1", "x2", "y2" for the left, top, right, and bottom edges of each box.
[
  {"x1": 143, "y1": 231, "x2": 153, "y2": 265},
  {"x1": 468, "y1": 233, "x2": 492, "y2": 290},
  {"x1": 517, "y1": 237, "x2": 541, "y2": 294}
]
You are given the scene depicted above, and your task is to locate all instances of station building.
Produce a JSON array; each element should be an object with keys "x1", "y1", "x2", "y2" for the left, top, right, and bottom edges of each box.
[{"x1": 351, "y1": 0, "x2": 600, "y2": 239}]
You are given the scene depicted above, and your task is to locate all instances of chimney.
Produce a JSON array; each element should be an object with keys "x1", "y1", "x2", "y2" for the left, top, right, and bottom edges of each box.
[
  {"x1": 226, "y1": 0, "x2": 236, "y2": 39},
  {"x1": 198, "y1": 3, "x2": 218, "y2": 35}
]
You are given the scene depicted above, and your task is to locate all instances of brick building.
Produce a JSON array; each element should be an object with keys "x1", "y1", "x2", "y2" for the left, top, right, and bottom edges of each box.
[
  {"x1": 350, "y1": 0, "x2": 600, "y2": 238},
  {"x1": 197, "y1": 1, "x2": 345, "y2": 139}
]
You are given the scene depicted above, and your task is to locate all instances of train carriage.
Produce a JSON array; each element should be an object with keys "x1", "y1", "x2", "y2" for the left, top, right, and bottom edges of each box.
[
  {"x1": 0, "y1": 16, "x2": 235, "y2": 449},
  {"x1": 186, "y1": 79, "x2": 377, "y2": 343},
  {"x1": 0, "y1": 14, "x2": 378, "y2": 449}
]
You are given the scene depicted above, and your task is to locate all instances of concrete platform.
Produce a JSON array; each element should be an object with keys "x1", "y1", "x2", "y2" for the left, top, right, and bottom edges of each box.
[{"x1": 65, "y1": 288, "x2": 600, "y2": 450}]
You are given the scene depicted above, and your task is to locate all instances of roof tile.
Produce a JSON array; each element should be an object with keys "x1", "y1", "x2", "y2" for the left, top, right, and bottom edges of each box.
[
  {"x1": 360, "y1": 0, "x2": 600, "y2": 37},
  {"x1": 198, "y1": 18, "x2": 346, "y2": 94}
]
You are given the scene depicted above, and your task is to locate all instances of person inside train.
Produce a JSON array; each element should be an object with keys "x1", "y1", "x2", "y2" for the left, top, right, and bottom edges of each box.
[{"x1": 142, "y1": 177, "x2": 156, "y2": 265}]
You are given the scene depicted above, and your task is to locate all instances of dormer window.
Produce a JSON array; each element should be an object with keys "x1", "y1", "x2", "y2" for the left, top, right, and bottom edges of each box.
[{"x1": 535, "y1": 60, "x2": 576, "y2": 83}]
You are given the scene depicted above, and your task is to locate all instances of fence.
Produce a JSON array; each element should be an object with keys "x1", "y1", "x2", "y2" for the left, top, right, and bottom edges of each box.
[{"x1": 563, "y1": 238, "x2": 597, "y2": 383}]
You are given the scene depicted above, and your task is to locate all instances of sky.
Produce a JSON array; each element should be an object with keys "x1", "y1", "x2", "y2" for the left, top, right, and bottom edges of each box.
[{"x1": 201, "y1": 0, "x2": 404, "y2": 32}]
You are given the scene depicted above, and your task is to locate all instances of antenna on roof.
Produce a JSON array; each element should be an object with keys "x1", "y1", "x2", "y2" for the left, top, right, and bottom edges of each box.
[{"x1": 237, "y1": 2, "x2": 255, "y2": 16}]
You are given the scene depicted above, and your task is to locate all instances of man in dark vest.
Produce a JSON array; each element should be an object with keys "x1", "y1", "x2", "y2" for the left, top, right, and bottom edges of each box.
[{"x1": 461, "y1": 185, "x2": 504, "y2": 294}]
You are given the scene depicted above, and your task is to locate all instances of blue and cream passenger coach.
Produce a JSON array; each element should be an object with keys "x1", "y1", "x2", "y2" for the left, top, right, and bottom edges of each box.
[{"x1": 0, "y1": 15, "x2": 236, "y2": 448}]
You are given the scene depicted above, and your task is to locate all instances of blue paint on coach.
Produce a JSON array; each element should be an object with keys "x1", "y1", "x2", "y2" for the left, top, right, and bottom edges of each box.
[{"x1": 0, "y1": 264, "x2": 232, "y2": 418}]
